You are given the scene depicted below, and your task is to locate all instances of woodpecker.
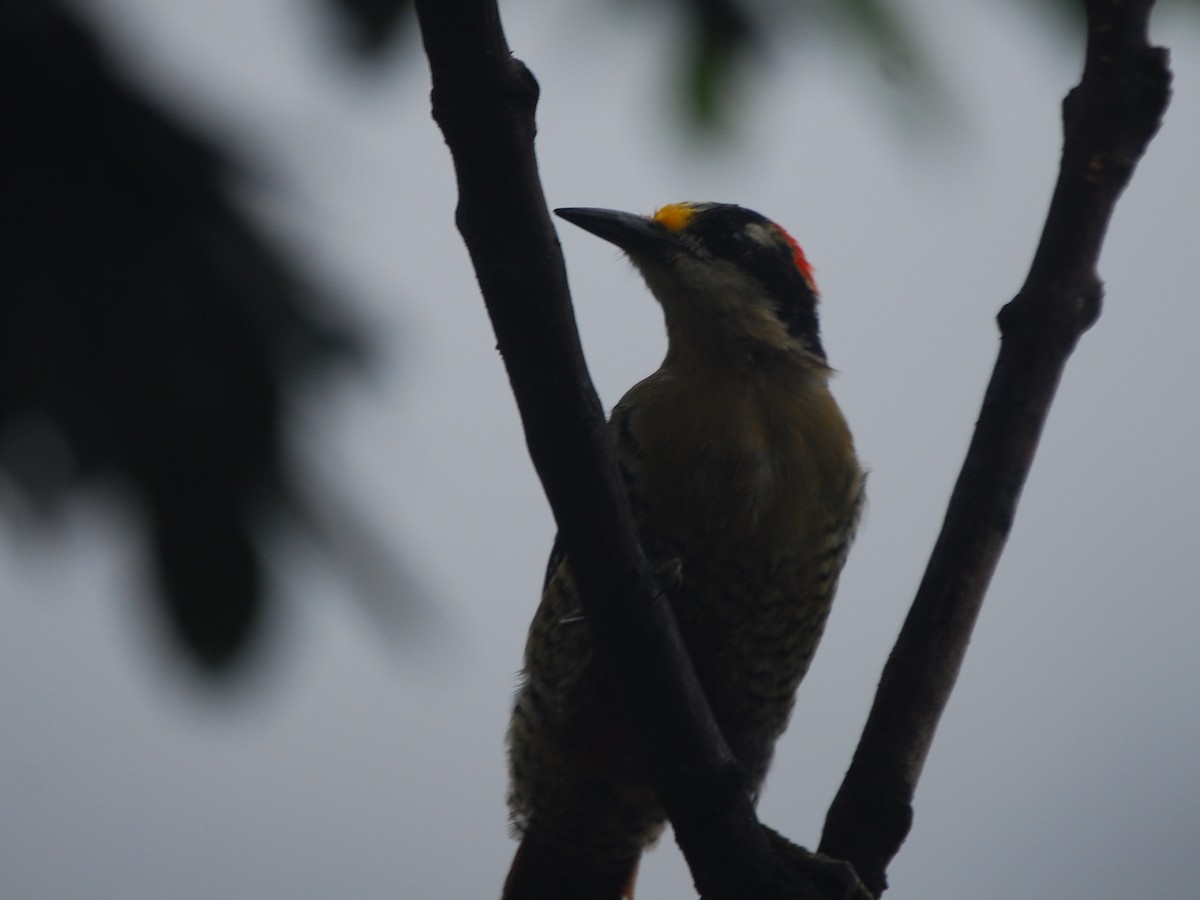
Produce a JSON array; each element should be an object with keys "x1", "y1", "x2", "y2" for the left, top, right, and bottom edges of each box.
[{"x1": 503, "y1": 202, "x2": 864, "y2": 900}]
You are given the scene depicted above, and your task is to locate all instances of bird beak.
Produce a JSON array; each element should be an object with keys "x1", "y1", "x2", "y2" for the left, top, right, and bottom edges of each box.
[{"x1": 555, "y1": 207, "x2": 684, "y2": 259}]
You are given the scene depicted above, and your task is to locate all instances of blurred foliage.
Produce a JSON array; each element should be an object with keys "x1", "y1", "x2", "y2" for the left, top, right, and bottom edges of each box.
[
  {"x1": 0, "y1": 3, "x2": 358, "y2": 673},
  {"x1": 327, "y1": 0, "x2": 412, "y2": 54},
  {"x1": 681, "y1": 0, "x2": 757, "y2": 124},
  {"x1": 328, "y1": 0, "x2": 1198, "y2": 127},
  {"x1": 2, "y1": 0, "x2": 1195, "y2": 679},
  {"x1": 674, "y1": 0, "x2": 935, "y2": 127}
]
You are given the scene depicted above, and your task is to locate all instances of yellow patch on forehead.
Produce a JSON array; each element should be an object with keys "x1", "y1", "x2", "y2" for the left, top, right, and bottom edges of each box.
[{"x1": 652, "y1": 203, "x2": 696, "y2": 233}]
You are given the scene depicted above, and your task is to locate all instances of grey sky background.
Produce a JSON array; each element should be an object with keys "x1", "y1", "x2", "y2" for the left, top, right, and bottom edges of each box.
[{"x1": 2, "y1": 1, "x2": 1198, "y2": 898}]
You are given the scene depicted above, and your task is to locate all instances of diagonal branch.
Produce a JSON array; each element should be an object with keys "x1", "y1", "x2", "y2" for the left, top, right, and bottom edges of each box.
[
  {"x1": 818, "y1": 2, "x2": 1171, "y2": 896},
  {"x1": 414, "y1": 1, "x2": 823, "y2": 896}
]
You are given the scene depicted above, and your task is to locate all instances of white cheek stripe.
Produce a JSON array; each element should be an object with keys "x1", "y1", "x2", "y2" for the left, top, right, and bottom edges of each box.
[{"x1": 744, "y1": 223, "x2": 775, "y2": 247}]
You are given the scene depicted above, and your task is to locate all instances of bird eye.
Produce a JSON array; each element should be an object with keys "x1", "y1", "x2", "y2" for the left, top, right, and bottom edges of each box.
[{"x1": 707, "y1": 229, "x2": 752, "y2": 259}]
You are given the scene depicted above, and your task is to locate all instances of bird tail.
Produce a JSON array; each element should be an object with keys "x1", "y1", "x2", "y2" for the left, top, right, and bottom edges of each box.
[{"x1": 501, "y1": 831, "x2": 640, "y2": 900}]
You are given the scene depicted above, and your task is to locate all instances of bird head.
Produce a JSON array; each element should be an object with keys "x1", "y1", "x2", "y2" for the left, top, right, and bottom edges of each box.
[{"x1": 556, "y1": 202, "x2": 824, "y2": 364}]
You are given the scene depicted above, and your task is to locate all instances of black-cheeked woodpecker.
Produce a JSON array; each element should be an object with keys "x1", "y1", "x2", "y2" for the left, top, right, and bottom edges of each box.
[{"x1": 504, "y1": 202, "x2": 865, "y2": 900}]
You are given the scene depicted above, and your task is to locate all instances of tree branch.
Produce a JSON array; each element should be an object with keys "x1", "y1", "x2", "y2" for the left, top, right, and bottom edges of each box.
[
  {"x1": 818, "y1": 2, "x2": 1171, "y2": 895},
  {"x1": 414, "y1": 1, "x2": 822, "y2": 896}
]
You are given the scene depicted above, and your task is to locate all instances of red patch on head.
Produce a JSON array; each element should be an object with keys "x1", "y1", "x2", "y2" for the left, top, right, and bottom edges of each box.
[{"x1": 776, "y1": 224, "x2": 818, "y2": 295}]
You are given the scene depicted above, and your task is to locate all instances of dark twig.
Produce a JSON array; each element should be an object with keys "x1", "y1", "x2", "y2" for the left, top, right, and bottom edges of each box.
[
  {"x1": 818, "y1": 1, "x2": 1171, "y2": 895},
  {"x1": 414, "y1": 1, "x2": 821, "y2": 897}
]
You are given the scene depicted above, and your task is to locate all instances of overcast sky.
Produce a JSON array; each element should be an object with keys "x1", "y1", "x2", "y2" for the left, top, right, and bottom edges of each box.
[{"x1": 3, "y1": 1, "x2": 1198, "y2": 898}]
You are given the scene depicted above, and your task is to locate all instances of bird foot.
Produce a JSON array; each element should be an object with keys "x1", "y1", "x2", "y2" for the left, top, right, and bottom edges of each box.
[{"x1": 763, "y1": 826, "x2": 873, "y2": 900}]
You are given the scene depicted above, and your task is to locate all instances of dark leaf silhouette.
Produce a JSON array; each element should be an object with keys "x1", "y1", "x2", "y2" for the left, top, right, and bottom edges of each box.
[{"x1": 0, "y1": 3, "x2": 359, "y2": 672}]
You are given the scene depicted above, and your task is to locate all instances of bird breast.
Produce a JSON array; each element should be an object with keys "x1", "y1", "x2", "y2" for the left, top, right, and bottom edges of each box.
[{"x1": 615, "y1": 361, "x2": 859, "y2": 557}]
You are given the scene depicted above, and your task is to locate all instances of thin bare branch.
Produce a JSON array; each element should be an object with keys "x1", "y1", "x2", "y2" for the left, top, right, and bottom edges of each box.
[{"x1": 819, "y1": 2, "x2": 1171, "y2": 895}]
